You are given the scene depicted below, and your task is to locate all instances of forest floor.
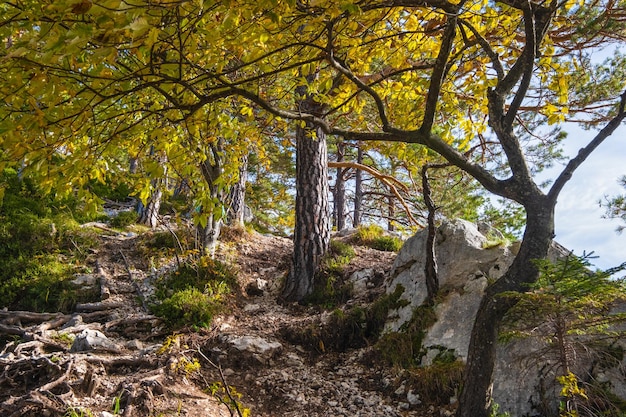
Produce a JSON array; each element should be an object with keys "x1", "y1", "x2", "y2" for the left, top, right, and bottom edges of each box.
[{"x1": 0, "y1": 223, "x2": 454, "y2": 417}]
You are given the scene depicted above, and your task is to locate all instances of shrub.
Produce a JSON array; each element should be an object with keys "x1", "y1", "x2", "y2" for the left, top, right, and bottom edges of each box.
[
  {"x1": 151, "y1": 257, "x2": 237, "y2": 328},
  {"x1": 109, "y1": 210, "x2": 137, "y2": 228},
  {"x1": 152, "y1": 288, "x2": 218, "y2": 328},
  {"x1": 355, "y1": 224, "x2": 403, "y2": 252}
]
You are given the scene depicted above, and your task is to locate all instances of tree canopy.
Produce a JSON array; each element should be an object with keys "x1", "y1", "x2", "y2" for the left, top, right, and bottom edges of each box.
[{"x1": 2, "y1": 1, "x2": 626, "y2": 416}]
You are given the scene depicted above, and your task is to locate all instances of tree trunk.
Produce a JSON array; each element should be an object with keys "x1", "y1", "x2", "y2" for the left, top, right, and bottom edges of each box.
[
  {"x1": 138, "y1": 151, "x2": 167, "y2": 229},
  {"x1": 421, "y1": 165, "x2": 439, "y2": 304},
  {"x1": 333, "y1": 141, "x2": 346, "y2": 231},
  {"x1": 456, "y1": 201, "x2": 555, "y2": 417},
  {"x1": 197, "y1": 211, "x2": 222, "y2": 257},
  {"x1": 197, "y1": 141, "x2": 225, "y2": 257},
  {"x1": 228, "y1": 153, "x2": 249, "y2": 227},
  {"x1": 353, "y1": 145, "x2": 363, "y2": 228},
  {"x1": 138, "y1": 187, "x2": 163, "y2": 228},
  {"x1": 281, "y1": 95, "x2": 331, "y2": 302}
]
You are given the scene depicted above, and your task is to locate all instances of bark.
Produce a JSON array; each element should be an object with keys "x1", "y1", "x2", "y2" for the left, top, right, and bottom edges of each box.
[
  {"x1": 138, "y1": 151, "x2": 167, "y2": 229},
  {"x1": 333, "y1": 141, "x2": 346, "y2": 231},
  {"x1": 227, "y1": 153, "x2": 249, "y2": 227},
  {"x1": 353, "y1": 145, "x2": 363, "y2": 228},
  {"x1": 198, "y1": 211, "x2": 222, "y2": 257},
  {"x1": 138, "y1": 187, "x2": 162, "y2": 228},
  {"x1": 198, "y1": 141, "x2": 225, "y2": 257},
  {"x1": 457, "y1": 202, "x2": 555, "y2": 417},
  {"x1": 421, "y1": 165, "x2": 439, "y2": 303},
  {"x1": 281, "y1": 94, "x2": 331, "y2": 302}
]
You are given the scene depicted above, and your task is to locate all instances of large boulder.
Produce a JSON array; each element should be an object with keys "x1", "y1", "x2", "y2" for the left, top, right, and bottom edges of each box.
[{"x1": 384, "y1": 219, "x2": 623, "y2": 416}]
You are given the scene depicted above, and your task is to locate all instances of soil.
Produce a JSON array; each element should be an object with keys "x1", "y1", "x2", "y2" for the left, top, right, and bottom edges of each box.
[{"x1": 0, "y1": 223, "x2": 452, "y2": 417}]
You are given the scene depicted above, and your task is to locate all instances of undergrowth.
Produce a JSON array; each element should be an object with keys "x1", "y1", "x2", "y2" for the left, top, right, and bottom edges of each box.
[
  {"x1": 354, "y1": 224, "x2": 403, "y2": 252},
  {"x1": 305, "y1": 240, "x2": 356, "y2": 308},
  {"x1": 0, "y1": 168, "x2": 101, "y2": 312},
  {"x1": 151, "y1": 257, "x2": 238, "y2": 328}
]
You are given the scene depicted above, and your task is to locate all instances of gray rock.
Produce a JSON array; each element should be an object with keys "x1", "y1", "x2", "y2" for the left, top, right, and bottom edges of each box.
[
  {"x1": 222, "y1": 335, "x2": 282, "y2": 363},
  {"x1": 70, "y1": 329, "x2": 120, "y2": 353}
]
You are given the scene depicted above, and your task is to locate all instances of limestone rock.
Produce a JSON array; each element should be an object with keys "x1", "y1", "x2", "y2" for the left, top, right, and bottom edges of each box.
[{"x1": 71, "y1": 329, "x2": 120, "y2": 353}]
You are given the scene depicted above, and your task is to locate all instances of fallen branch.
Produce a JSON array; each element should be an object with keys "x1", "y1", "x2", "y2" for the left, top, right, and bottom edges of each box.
[{"x1": 75, "y1": 302, "x2": 125, "y2": 313}]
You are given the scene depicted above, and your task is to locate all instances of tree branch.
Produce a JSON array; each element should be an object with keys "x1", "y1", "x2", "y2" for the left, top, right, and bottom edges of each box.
[{"x1": 548, "y1": 90, "x2": 626, "y2": 203}]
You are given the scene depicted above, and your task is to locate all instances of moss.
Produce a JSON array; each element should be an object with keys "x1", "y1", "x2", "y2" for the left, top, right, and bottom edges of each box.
[
  {"x1": 354, "y1": 224, "x2": 403, "y2": 252},
  {"x1": 375, "y1": 304, "x2": 437, "y2": 368},
  {"x1": 151, "y1": 257, "x2": 237, "y2": 328},
  {"x1": 305, "y1": 240, "x2": 357, "y2": 308},
  {"x1": 282, "y1": 284, "x2": 409, "y2": 353}
]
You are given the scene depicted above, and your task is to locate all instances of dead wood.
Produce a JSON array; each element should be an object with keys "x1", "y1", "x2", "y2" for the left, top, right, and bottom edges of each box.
[
  {"x1": 119, "y1": 249, "x2": 150, "y2": 312},
  {"x1": 74, "y1": 302, "x2": 125, "y2": 312},
  {"x1": 96, "y1": 260, "x2": 112, "y2": 301}
]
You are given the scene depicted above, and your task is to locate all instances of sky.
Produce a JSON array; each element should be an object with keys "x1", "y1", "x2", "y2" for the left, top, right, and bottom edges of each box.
[{"x1": 545, "y1": 122, "x2": 626, "y2": 271}]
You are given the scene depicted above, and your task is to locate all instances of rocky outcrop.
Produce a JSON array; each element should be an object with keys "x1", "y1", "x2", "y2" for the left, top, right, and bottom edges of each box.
[{"x1": 385, "y1": 219, "x2": 624, "y2": 416}]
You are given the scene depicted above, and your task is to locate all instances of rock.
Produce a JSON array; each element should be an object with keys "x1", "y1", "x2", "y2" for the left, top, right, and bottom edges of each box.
[
  {"x1": 348, "y1": 269, "x2": 374, "y2": 297},
  {"x1": 386, "y1": 219, "x2": 513, "y2": 332},
  {"x1": 245, "y1": 279, "x2": 267, "y2": 296},
  {"x1": 407, "y1": 390, "x2": 420, "y2": 405},
  {"x1": 71, "y1": 329, "x2": 120, "y2": 353},
  {"x1": 384, "y1": 218, "x2": 607, "y2": 416},
  {"x1": 222, "y1": 335, "x2": 282, "y2": 364}
]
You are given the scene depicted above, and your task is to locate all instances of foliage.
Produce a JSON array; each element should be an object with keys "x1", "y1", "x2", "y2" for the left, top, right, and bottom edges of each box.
[
  {"x1": 109, "y1": 210, "x2": 137, "y2": 228},
  {"x1": 305, "y1": 240, "x2": 356, "y2": 307},
  {"x1": 151, "y1": 257, "x2": 237, "y2": 328},
  {"x1": 0, "y1": 170, "x2": 100, "y2": 312},
  {"x1": 65, "y1": 407, "x2": 95, "y2": 417},
  {"x1": 354, "y1": 224, "x2": 403, "y2": 252},
  {"x1": 602, "y1": 175, "x2": 626, "y2": 234},
  {"x1": 502, "y1": 254, "x2": 626, "y2": 416}
]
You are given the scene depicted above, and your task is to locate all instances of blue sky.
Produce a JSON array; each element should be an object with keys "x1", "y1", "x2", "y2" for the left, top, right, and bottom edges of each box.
[{"x1": 547, "y1": 122, "x2": 626, "y2": 271}]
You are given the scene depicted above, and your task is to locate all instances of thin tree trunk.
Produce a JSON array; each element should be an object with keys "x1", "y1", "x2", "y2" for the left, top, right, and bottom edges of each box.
[
  {"x1": 333, "y1": 141, "x2": 346, "y2": 231},
  {"x1": 457, "y1": 203, "x2": 555, "y2": 417},
  {"x1": 228, "y1": 153, "x2": 249, "y2": 227},
  {"x1": 421, "y1": 165, "x2": 439, "y2": 304},
  {"x1": 281, "y1": 94, "x2": 331, "y2": 302},
  {"x1": 353, "y1": 144, "x2": 363, "y2": 228},
  {"x1": 197, "y1": 141, "x2": 225, "y2": 257},
  {"x1": 138, "y1": 151, "x2": 167, "y2": 229}
]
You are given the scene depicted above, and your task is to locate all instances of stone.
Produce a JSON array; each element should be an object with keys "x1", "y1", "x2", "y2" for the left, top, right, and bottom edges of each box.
[
  {"x1": 70, "y1": 329, "x2": 120, "y2": 353},
  {"x1": 384, "y1": 218, "x2": 622, "y2": 417}
]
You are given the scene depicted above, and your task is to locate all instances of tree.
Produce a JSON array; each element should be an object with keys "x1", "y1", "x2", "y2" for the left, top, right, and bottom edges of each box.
[
  {"x1": 502, "y1": 254, "x2": 626, "y2": 416},
  {"x1": 220, "y1": 3, "x2": 626, "y2": 415},
  {"x1": 602, "y1": 175, "x2": 626, "y2": 233},
  {"x1": 2, "y1": 2, "x2": 625, "y2": 415}
]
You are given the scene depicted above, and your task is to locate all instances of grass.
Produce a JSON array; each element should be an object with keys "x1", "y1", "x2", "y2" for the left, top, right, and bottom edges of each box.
[
  {"x1": 354, "y1": 224, "x2": 403, "y2": 252},
  {"x1": 151, "y1": 257, "x2": 238, "y2": 328}
]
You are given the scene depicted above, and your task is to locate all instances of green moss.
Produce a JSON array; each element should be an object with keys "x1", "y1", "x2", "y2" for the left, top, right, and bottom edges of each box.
[
  {"x1": 305, "y1": 240, "x2": 357, "y2": 308},
  {"x1": 151, "y1": 257, "x2": 237, "y2": 328},
  {"x1": 375, "y1": 304, "x2": 437, "y2": 368},
  {"x1": 354, "y1": 224, "x2": 403, "y2": 252},
  {"x1": 109, "y1": 210, "x2": 137, "y2": 228}
]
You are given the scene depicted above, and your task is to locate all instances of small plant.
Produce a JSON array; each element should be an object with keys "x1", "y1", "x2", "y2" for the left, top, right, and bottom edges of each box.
[
  {"x1": 152, "y1": 287, "x2": 220, "y2": 328},
  {"x1": 109, "y1": 210, "x2": 137, "y2": 228},
  {"x1": 376, "y1": 303, "x2": 436, "y2": 368},
  {"x1": 65, "y1": 407, "x2": 95, "y2": 417},
  {"x1": 151, "y1": 257, "x2": 237, "y2": 328},
  {"x1": 304, "y1": 240, "x2": 356, "y2": 307},
  {"x1": 407, "y1": 360, "x2": 465, "y2": 404},
  {"x1": 354, "y1": 224, "x2": 403, "y2": 252}
]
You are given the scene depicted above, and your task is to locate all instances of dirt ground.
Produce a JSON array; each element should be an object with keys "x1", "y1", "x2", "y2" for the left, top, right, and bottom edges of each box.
[{"x1": 0, "y1": 224, "x2": 450, "y2": 417}]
